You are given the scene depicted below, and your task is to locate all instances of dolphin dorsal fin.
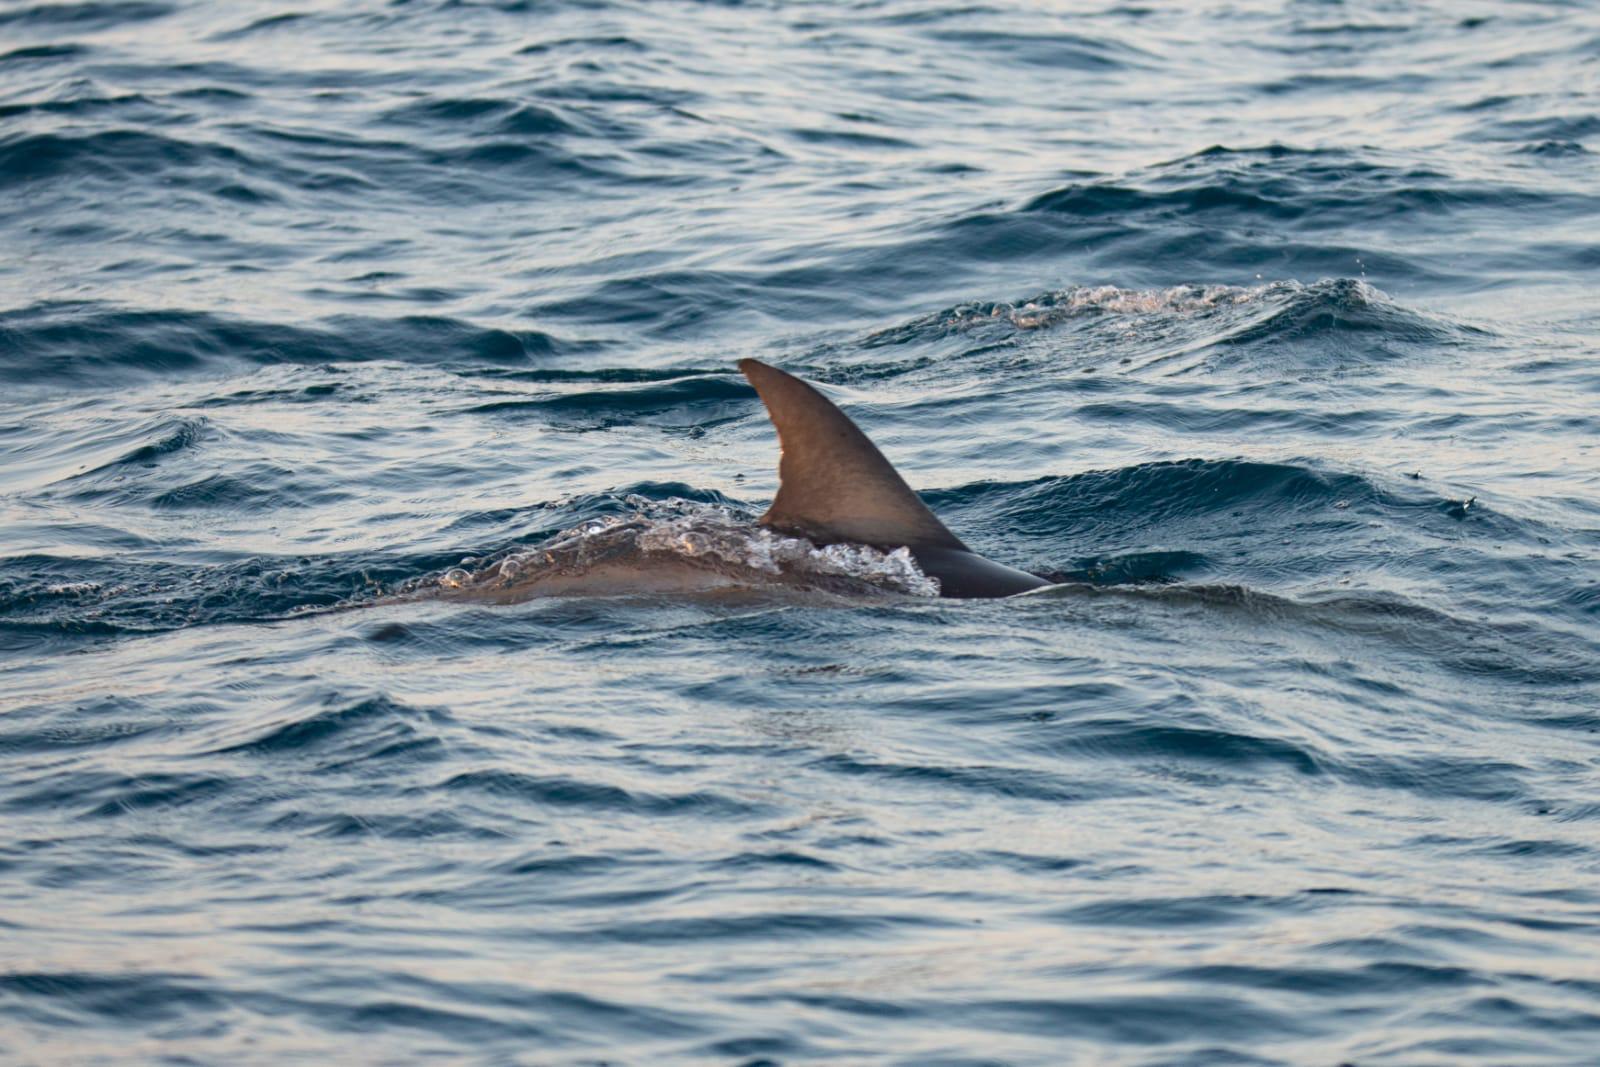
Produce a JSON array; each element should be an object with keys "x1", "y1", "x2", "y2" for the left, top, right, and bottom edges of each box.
[{"x1": 739, "y1": 359, "x2": 966, "y2": 551}]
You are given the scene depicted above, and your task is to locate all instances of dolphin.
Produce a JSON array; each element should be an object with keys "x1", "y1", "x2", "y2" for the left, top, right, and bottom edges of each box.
[{"x1": 740, "y1": 359, "x2": 1050, "y2": 598}]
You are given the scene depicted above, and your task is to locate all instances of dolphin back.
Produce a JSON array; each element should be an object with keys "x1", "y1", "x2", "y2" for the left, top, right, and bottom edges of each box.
[{"x1": 904, "y1": 545, "x2": 1050, "y2": 599}]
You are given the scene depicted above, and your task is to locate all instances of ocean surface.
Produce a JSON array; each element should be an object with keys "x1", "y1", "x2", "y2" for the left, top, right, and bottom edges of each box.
[{"x1": 3, "y1": 0, "x2": 1599, "y2": 1063}]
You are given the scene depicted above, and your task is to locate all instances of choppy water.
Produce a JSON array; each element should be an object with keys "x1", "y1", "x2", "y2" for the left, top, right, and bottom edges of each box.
[{"x1": 3, "y1": 1, "x2": 1600, "y2": 1063}]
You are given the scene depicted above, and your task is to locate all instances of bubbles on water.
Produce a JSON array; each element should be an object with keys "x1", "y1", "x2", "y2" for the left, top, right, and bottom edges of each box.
[{"x1": 44, "y1": 582, "x2": 102, "y2": 596}]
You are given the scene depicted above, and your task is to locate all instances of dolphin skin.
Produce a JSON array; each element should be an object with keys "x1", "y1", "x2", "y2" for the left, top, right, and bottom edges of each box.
[{"x1": 740, "y1": 359, "x2": 1050, "y2": 598}]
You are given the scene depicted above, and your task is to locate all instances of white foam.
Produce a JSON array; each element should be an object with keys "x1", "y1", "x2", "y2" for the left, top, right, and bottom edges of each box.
[{"x1": 950, "y1": 282, "x2": 1272, "y2": 331}]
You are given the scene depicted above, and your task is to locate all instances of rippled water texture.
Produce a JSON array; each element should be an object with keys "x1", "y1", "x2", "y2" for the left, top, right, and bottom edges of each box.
[{"x1": 3, "y1": 1, "x2": 1599, "y2": 1063}]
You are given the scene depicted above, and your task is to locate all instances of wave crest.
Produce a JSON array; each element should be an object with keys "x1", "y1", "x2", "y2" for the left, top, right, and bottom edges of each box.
[{"x1": 937, "y1": 282, "x2": 1264, "y2": 332}]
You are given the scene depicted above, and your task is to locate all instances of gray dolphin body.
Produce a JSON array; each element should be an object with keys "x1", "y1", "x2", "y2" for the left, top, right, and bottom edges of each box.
[{"x1": 740, "y1": 359, "x2": 1050, "y2": 599}]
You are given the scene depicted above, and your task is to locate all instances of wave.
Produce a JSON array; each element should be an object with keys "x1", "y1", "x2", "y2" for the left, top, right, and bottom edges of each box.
[
  {"x1": 380, "y1": 97, "x2": 583, "y2": 138},
  {"x1": 1019, "y1": 580, "x2": 1600, "y2": 690},
  {"x1": 921, "y1": 28, "x2": 1153, "y2": 72},
  {"x1": 0, "y1": 548, "x2": 442, "y2": 642},
  {"x1": 854, "y1": 142, "x2": 1600, "y2": 296},
  {"x1": 0, "y1": 92, "x2": 159, "y2": 122},
  {"x1": 866, "y1": 281, "x2": 1267, "y2": 345},
  {"x1": 0, "y1": 107, "x2": 624, "y2": 214},
  {"x1": 850, "y1": 276, "x2": 1492, "y2": 385},
  {"x1": 202, "y1": 694, "x2": 448, "y2": 769},
  {"x1": 932, "y1": 456, "x2": 1442, "y2": 546},
  {"x1": 1, "y1": 415, "x2": 207, "y2": 496},
  {"x1": 0, "y1": 43, "x2": 92, "y2": 64},
  {"x1": 0, "y1": 2, "x2": 172, "y2": 30},
  {"x1": 1021, "y1": 144, "x2": 1582, "y2": 230},
  {"x1": 0, "y1": 129, "x2": 256, "y2": 191},
  {"x1": 461, "y1": 375, "x2": 753, "y2": 432},
  {"x1": 0, "y1": 303, "x2": 586, "y2": 386},
  {"x1": 443, "y1": 767, "x2": 762, "y2": 818}
]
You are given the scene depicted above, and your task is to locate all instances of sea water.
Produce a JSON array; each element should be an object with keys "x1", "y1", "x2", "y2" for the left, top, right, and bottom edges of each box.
[{"x1": 2, "y1": 2, "x2": 1598, "y2": 1063}]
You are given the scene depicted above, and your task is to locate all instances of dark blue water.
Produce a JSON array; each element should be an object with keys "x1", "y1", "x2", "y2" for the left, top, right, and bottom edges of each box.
[{"x1": 3, "y1": 1, "x2": 1599, "y2": 1062}]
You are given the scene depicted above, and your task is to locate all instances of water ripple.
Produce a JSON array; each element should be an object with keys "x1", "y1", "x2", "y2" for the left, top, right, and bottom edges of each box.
[{"x1": 3, "y1": 0, "x2": 1598, "y2": 1063}]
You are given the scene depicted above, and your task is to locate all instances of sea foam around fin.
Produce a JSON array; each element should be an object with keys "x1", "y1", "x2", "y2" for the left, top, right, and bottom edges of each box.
[{"x1": 436, "y1": 499, "x2": 941, "y2": 599}]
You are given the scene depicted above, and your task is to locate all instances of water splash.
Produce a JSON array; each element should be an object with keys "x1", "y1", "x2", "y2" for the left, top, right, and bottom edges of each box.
[
  {"x1": 441, "y1": 499, "x2": 941, "y2": 599},
  {"x1": 950, "y1": 282, "x2": 1266, "y2": 330}
]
